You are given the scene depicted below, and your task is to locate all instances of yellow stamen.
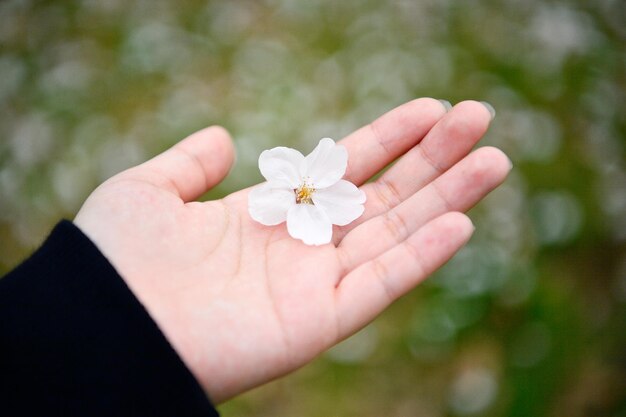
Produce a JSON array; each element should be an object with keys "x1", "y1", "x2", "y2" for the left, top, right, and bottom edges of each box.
[{"x1": 295, "y1": 184, "x2": 315, "y2": 204}]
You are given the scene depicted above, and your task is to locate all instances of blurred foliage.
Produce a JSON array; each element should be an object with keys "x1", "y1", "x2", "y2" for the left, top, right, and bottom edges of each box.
[{"x1": 1, "y1": 0, "x2": 625, "y2": 416}]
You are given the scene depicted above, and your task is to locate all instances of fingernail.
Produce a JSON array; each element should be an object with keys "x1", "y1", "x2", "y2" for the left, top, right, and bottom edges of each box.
[
  {"x1": 480, "y1": 101, "x2": 496, "y2": 120},
  {"x1": 438, "y1": 99, "x2": 452, "y2": 111}
]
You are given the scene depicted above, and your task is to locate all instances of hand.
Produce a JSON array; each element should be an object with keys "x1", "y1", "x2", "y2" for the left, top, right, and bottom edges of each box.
[{"x1": 74, "y1": 99, "x2": 511, "y2": 403}]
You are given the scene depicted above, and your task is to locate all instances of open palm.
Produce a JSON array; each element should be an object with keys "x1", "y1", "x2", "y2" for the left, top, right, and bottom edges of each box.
[{"x1": 74, "y1": 99, "x2": 510, "y2": 403}]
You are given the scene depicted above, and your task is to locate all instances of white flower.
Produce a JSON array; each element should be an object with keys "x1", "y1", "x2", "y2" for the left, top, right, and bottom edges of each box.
[{"x1": 248, "y1": 138, "x2": 366, "y2": 245}]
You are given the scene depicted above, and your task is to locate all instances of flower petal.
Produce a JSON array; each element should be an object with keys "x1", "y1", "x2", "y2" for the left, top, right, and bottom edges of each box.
[
  {"x1": 248, "y1": 182, "x2": 295, "y2": 226},
  {"x1": 312, "y1": 180, "x2": 366, "y2": 226},
  {"x1": 301, "y1": 138, "x2": 348, "y2": 189},
  {"x1": 259, "y1": 146, "x2": 304, "y2": 189},
  {"x1": 287, "y1": 203, "x2": 333, "y2": 246}
]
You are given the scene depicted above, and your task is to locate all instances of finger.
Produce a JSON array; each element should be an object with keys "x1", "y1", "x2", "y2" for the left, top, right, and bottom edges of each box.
[
  {"x1": 334, "y1": 212, "x2": 474, "y2": 340},
  {"x1": 337, "y1": 100, "x2": 493, "y2": 238},
  {"x1": 123, "y1": 126, "x2": 235, "y2": 201},
  {"x1": 337, "y1": 146, "x2": 510, "y2": 269},
  {"x1": 339, "y1": 98, "x2": 448, "y2": 185}
]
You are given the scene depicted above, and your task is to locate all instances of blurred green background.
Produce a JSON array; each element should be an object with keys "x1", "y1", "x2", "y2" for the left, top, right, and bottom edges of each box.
[{"x1": 1, "y1": 0, "x2": 625, "y2": 416}]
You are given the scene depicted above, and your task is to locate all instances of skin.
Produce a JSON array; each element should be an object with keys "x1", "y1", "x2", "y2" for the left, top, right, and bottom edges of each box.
[{"x1": 74, "y1": 99, "x2": 511, "y2": 403}]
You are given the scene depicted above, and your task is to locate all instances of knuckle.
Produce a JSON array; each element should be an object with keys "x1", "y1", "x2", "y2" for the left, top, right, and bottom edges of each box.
[
  {"x1": 431, "y1": 181, "x2": 453, "y2": 211},
  {"x1": 418, "y1": 144, "x2": 445, "y2": 174},
  {"x1": 368, "y1": 121, "x2": 393, "y2": 157},
  {"x1": 382, "y1": 209, "x2": 409, "y2": 243},
  {"x1": 372, "y1": 258, "x2": 395, "y2": 302},
  {"x1": 375, "y1": 178, "x2": 403, "y2": 211},
  {"x1": 402, "y1": 239, "x2": 427, "y2": 277}
]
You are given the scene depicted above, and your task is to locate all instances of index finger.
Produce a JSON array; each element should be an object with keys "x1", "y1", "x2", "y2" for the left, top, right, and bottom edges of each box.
[{"x1": 339, "y1": 98, "x2": 448, "y2": 185}]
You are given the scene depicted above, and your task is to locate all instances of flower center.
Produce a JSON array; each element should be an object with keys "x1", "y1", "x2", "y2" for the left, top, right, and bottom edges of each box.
[{"x1": 295, "y1": 182, "x2": 315, "y2": 204}]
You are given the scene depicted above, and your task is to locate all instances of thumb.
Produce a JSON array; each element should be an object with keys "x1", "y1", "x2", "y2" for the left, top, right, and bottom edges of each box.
[{"x1": 126, "y1": 126, "x2": 235, "y2": 202}]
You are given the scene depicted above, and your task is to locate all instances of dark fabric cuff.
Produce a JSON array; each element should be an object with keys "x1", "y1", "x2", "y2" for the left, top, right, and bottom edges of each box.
[{"x1": 0, "y1": 220, "x2": 219, "y2": 416}]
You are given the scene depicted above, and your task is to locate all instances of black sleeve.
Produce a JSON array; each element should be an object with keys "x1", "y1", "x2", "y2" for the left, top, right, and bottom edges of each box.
[{"x1": 0, "y1": 221, "x2": 219, "y2": 417}]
